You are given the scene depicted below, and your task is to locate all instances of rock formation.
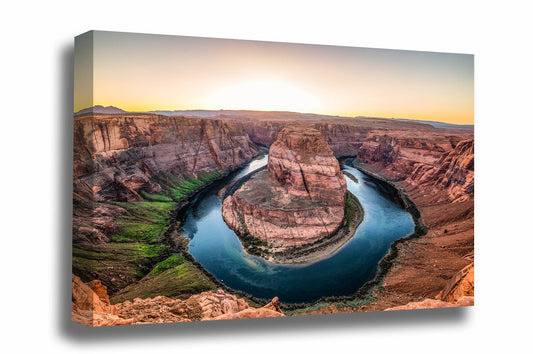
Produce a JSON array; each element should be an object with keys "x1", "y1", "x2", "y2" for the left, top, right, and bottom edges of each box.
[
  {"x1": 72, "y1": 109, "x2": 475, "y2": 318},
  {"x1": 384, "y1": 296, "x2": 474, "y2": 311},
  {"x1": 222, "y1": 127, "x2": 347, "y2": 248},
  {"x1": 74, "y1": 113, "x2": 259, "y2": 203},
  {"x1": 215, "y1": 113, "x2": 474, "y2": 314},
  {"x1": 267, "y1": 128, "x2": 347, "y2": 204},
  {"x1": 384, "y1": 263, "x2": 474, "y2": 311},
  {"x1": 407, "y1": 139, "x2": 474, "y2": 202},
  {"x1": 72, "y1": 113, "x2": 259, "y2": 240},
  {"x1": 72, "y1": 275, "x2": 283, "y2": 326},
  {"x1": 219, "y1": 113, "x2": 473, "y2": 201},
  {"x1": 72, "y1": 274, "x2": 134, "y2": 326},
  {"x1": 438, "y1": 263, "x2": 474, "y2": 302},
  {"x1": 72, "y1": 112, "x2": 260, "y2": 293}
]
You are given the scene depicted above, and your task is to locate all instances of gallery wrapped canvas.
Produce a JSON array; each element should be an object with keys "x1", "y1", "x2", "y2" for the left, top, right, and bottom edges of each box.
[{"x1": 72, "y1": 31, "x2": 474, "y2": 327}]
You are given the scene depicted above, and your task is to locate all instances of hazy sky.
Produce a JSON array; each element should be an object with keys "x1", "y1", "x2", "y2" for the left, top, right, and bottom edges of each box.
[{"x1": 75, "y1": 31, "x2": 474, "y2": 124}]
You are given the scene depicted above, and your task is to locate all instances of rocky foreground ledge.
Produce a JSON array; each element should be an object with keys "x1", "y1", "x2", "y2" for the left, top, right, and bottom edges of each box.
[
  {"x1": 72, "y1": 274, "x2": 283, "y2": 327},
  {"x1": 222, "y1": 127, "x2": 348, "y2": 252}
]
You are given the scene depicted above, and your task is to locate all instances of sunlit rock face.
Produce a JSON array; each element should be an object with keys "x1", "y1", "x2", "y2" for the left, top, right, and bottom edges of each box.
[
  {"x1": 71, "y1": 275, "x2": 283, "y2": 326},
  {"x1": 222, "y1": 127, "x2": 347, "y2": 247},
  {"x1": 267, "y1": 127, "x2": 347, "y2": 204}
]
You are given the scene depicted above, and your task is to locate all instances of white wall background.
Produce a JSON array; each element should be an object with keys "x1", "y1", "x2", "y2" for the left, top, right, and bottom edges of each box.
[{"x1": 1, "y1": 0, "x2": 531, "y2": 353}]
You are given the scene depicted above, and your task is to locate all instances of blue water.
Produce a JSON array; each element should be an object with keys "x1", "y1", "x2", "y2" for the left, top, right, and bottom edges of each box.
[{"x1": 181, "y1": 156, "x2": 415, "y2": 303}]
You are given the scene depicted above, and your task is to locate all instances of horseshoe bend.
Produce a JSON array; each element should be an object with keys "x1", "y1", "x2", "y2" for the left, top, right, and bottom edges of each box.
[
  {"x1": 222, "y1": 127, "x2": 361, "y2": 261},
  {"x1": 71, "y1": 109, "x2": 474, "y2": 326}
]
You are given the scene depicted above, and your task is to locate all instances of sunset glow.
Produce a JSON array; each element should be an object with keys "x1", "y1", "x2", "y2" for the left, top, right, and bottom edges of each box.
[
  {"x1": 206, "y1": 79, "x2": 322, "y2": 113},
  {"x1": 75, "y1": 31, "x2": 474, "y2": 124}
]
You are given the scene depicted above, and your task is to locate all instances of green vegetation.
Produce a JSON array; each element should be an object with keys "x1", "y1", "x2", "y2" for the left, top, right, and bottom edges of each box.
[
  {"x1": 343, "y1": 193, "x2": 360, "y2": 228},
  {"x1": 283, "y1": 302, "x2": 331, "y2": 316},
  {"x1": 148, "y1": 253, "x2": 186, "y2": 276},
  {"x1": 234, "y1": 209, "x2": 270, "y2": 257},
  {"x1": 74, "y1": 170, "x2": 225, "y2": 300},
  {"x1": 110, "y1": 253, "x2": 217, "y2": 304},
  {"x1": 154, "y1": 170, "x2": 223, "y2": 202},
  {"x1": 282, "y1": 292, "x2": 377, "y2": 316},
  {"x1": 72, "y1": 242, "x2": 170, "y2": 279},
  {"x1": 139, "y1": 191, "x2": 173, "y2": 202},
  {"x1": 109, "y1": 201, "x2": 176, "y2": 243},
  {"x1": 333, "y1": 293, "x2": 377, "y2": 310},
  {"x1": 110, "y1": 201, "x2": 175, "y2": 222}
]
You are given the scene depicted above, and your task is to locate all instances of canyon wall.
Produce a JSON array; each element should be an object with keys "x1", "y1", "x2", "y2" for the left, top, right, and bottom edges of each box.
[
  {"x1": 223, "y1": 117, "x2": 473, "y2": 201},
  {"x1": 74, "y1": 113, "x2": 260, "y2": 202},
  {"x1": 407, "y1": 139, "x2": 474, "y2": 202},
  {"x1": 73, "y1": 113, "x2": 260, "y2": 246}
]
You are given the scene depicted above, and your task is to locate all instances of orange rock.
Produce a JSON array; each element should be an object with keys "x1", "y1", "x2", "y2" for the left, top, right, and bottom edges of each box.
[
  {"x1": 384, "y1": 263, "x2": 474, "y2": 311},
  {"x1": 71, "y1": 275, "x2": 133, "y2": 327},
  {"x1": 385, "y1": 297, "x2": 474, "y2": 311},
  {"x1": 223, "y1": 128, "x2": 347, "y2": 247},
  {"x1": 74, "y1": 113, "x2": 259, "y2": 202},
  {"x1": 114, "y1": 289, "x2": 283, "y2": 324},
  {"x1": 210, "y1": 297, "x2": 284, "y2": 320},
  {"x1": 439, "y1": 263, "x2": 474, "y2": 302},
  {"x1": 267, "y1": 128, "x2": 346, "y2": 204}
]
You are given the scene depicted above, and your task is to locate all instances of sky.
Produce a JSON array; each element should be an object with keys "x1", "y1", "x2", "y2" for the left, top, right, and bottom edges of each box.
[{"x1": 75, "y1": 31, "x2": 474, "y2": 124}]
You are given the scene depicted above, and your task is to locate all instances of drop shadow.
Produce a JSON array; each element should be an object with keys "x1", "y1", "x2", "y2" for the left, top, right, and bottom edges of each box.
[
  {"x1": 56, "y1": 41, "x2": 74, "y2": 339},
  {"x1": 64, "y1": 306, "x2": 470, "y2": 343},
  {"x1": 56, "y1": 40, "x2": 470, "y2": 342}
]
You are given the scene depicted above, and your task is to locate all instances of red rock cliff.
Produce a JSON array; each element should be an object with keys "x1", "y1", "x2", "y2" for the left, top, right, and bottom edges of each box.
[
  {"x1": 73, "y1": 113, "x2": 260, "y2": 246},
  {"x1": 407, "y1": 139, "x2": 474, "y2": 202},
  {"x1": 227, "y1": 116, "x2": 473, "y2": 201},
  {"x1": 74, "y1": 113, "x2": 260, "y2": 202},
  {"x1": 267, "y1": 127, "x2": 346, "y2": 204},
  {"x1": 222, "y1": 128, "x2": 347, "y2": 248}
]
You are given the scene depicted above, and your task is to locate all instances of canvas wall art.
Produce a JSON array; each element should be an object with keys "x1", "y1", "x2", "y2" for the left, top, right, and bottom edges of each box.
[{"x1": 72, "y1": 31, "x2": 474, "y2": 327}]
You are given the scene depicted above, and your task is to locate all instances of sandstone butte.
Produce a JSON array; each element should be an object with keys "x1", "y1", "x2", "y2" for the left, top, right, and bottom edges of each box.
[{"x1": 222, "y1": 127, "x2": 347, "y2": 248}]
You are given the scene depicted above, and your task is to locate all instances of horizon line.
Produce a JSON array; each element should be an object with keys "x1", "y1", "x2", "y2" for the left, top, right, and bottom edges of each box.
[{"x1": 74, "y1": 105, "x2": 474, "y2": 126}]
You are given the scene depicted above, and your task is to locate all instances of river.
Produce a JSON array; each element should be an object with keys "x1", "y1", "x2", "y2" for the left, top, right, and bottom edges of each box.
[{"x1": 181, "y1": 155, "x2": 415, "y2": 303}]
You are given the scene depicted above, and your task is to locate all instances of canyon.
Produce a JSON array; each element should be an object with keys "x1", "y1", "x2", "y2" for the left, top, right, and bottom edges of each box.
[
  {"x1": 194, "y1": 111, "x2": 475, "y2": 312},
  {"x1": 73, "y1": 112, "x2": 260, "y2": 293},
  {"x1": 72, "y1": 108, "x2": 474, "y2": 325},
  {"x1": 222, "y1": 127, "x2": 348, "y2": 249}
]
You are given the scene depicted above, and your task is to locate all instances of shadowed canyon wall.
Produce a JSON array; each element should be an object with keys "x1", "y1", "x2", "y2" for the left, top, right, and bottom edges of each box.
[{"x1": 74, "y1": 113, "x2": 259, "y2": 202}]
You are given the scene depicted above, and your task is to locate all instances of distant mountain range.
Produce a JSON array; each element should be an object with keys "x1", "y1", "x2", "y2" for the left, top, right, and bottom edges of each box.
[
  {"x1": 386, "y1": 118, "x2": 474, "y2": 129},
  {"x1": 74, "y1": 105, "x2": 473, "y2": 129},
  {"x1": 74, "y1": 105, "x2": 126, "y2": 115},
  {"x1": 147, "y1": 110, "x2": 222, "y2": 118}
]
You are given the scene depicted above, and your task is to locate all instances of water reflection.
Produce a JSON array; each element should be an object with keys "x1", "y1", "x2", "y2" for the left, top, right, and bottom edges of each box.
[{"x1": 181, "y1": 158, "x2": 415, "y2": 303}]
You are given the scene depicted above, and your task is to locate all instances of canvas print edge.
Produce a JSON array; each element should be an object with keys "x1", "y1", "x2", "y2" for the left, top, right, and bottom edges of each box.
[{"x1": 72, "y1": 30, "x2": 474, "y2": 327}]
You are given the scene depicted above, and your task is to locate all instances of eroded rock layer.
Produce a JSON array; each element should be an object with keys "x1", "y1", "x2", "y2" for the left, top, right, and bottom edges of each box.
[
  {"x1": 74, "y1": 113, "x2": 259, "y2": 203},
  {"x1": 72, "y1": 113, "x2": 260, "y2": 294},
  {"x1": 72, "y1": 275, "x2": 283, "y2": 327},
  {"x1": 267, "y1": 127, "x2": 347, "y2": 204},
  {"x1": 219, "y1": 113, "x2": 473, "y2": 202},
  {"x1": 222, "y1": 128, "x2": 346, "y2": 247},
  {"x1": 73, "y1": 113, "x2": 259, "y2": 246}
]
